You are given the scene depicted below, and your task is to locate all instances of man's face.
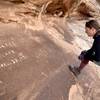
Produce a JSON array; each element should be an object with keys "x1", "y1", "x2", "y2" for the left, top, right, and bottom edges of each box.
[{"x1": 85, "y1": 27, "x2": 96, "y2": 37}]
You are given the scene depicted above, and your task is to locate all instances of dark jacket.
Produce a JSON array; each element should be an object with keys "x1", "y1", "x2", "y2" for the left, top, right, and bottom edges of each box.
[{"x1": 84, "y1": 30, "x2": 100, "y2": 62}]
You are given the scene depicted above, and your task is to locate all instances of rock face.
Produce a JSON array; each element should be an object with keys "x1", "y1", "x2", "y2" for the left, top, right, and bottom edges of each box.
[
  {"x1": 1, "y1": 0, "x2": 100, "y2": 17},
  {"x1": 0, "y1": 21, "x2": 75, "y2": 100},
  {"x1": 3, "y1": 0, "x2": 25, "y2": 3},
  {"x1": 97, "y1": 0, "x2": 100, "y2": 4}
]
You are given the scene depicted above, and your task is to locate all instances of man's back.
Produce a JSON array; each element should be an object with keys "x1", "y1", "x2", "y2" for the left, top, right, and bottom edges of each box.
[{"x1": 93, "y1": 30, "x2": 100, "y2": 62}]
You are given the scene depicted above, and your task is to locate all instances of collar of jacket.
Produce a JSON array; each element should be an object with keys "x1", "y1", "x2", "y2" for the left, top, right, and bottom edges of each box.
[{"x1": 93, "y1": 29, "x2": 100, "y2": 39}]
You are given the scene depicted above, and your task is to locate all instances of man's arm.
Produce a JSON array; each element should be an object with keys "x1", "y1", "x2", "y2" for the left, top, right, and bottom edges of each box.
[
  {"x1": 84, "y1": 36, "x2": 100, "y2": 62},
  {"x1": 83, "y1": 37, "x2": 95, "y2": 60},
  {"x1": 84, "y1": 47, "x2": 94, "y2": 60}
]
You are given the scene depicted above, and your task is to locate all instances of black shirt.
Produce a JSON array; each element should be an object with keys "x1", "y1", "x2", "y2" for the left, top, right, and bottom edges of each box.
[{"x1": 84, "y1": 30, "x2": 100, "y2": 62}]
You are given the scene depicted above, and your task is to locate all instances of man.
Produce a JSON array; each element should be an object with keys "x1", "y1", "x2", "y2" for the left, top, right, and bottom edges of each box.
[{"x1": 69, "y1": 20, "x2": 100, "y2": 76}]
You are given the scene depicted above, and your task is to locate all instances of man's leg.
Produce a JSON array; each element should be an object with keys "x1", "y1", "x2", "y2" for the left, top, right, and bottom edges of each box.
[
  {"x1": 78, "y1": 59, "x2": 89, "y2": 72},
  {"x1": 69, "y1": 59, "x2": 89, "y2": 76}
]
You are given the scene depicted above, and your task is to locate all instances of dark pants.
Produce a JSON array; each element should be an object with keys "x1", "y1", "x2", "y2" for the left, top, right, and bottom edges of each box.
[{"x1": 79, "y1": 59, "x2": 89, "y2": 71}]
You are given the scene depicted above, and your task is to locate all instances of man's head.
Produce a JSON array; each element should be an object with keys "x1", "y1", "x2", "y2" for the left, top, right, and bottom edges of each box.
[{"x1": 85, "y1": 20, "x2": 100, "y2": 37}]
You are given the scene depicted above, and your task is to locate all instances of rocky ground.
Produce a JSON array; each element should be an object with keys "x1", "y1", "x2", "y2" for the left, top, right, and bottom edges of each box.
[{"x1": 0, "y1": 0, "x2": 100, "y2": 100}]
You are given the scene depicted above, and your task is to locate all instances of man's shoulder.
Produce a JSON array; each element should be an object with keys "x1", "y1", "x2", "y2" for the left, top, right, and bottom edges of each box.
[
  {"x1": 94, "y1": 33, "x2": 100, "y2": 46},
  {"x1": 96, "y1": 30, "x2": 100, "y2": 37},
  {"x1": 95, "y1": 32, "x2": 100, "y2": 39}
]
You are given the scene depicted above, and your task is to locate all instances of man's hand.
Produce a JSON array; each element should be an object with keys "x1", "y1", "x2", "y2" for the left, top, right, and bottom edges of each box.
[{"x1": 78, "y1": 50, "x2": 87, "y2": 60}]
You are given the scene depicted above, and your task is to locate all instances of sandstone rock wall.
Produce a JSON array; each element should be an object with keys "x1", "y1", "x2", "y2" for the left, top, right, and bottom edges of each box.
[{"x1": 1, "y1": 0, "x2": 100, "y2": 17}]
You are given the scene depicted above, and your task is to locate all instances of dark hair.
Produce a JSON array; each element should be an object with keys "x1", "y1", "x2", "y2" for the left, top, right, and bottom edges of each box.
[{"x1": 85, "y1": 20, "x2": 100, "y2": 30}]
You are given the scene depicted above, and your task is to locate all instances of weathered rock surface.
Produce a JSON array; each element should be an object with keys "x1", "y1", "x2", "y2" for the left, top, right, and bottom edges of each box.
[{"x1": 1, "y1": 0, "x2": 100, "y2": 17}]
